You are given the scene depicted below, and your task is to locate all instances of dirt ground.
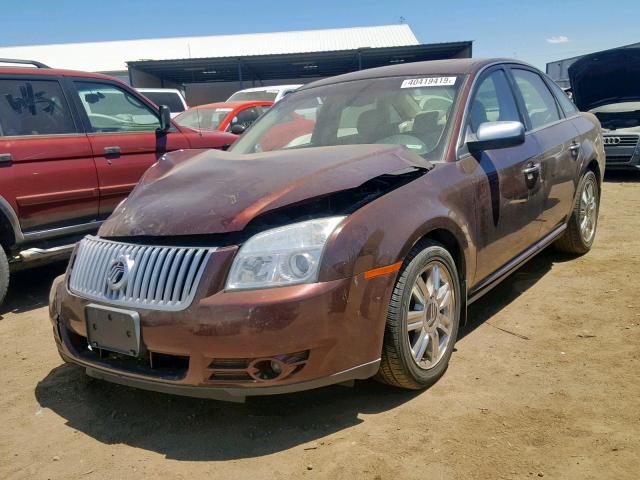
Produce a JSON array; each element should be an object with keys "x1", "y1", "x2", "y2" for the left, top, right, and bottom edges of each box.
[{"x1": 1, "y1": 172, "x2": 638, "y2": 480}]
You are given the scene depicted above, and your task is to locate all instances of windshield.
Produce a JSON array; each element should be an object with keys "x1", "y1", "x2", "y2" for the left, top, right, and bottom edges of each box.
[
  {"x1": 228, "y1": 90, "x2": 279, "y2": 102},
  {"x1": 174, "y1": 107, "x2": 233, "y2": 130},
  {"x1": 230, "y1": 75, "x2": 462, "y2": 158},
  {"x1": 140, "y1": 91, "x2": 185, "y2": 112}
]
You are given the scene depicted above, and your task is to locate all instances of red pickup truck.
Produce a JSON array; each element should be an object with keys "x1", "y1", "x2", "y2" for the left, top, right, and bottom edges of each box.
[{"x1": 0, "y1": 59, "x2": 237, "y2": 305}]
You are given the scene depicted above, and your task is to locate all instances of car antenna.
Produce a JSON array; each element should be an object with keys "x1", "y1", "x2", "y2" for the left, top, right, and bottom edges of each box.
[
  {"x1": 187, "y1": 47, "x2": 203, "y2": 137},
  {"x1": 193, "y1": 75, "x2": 203, "y2": 137},
  {"x1": 195, "y1": 103, "x2": 203, "y2": 137}
]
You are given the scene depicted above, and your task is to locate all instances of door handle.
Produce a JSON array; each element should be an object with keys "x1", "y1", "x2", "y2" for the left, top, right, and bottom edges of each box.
[
  {"x1": 569, "y1": 142, "x2": 580, "y2": 159},
  {"x1": 104, "y1": 146, "x2": 121, "y2": 156},
  {"x1": 523, "y1": 162, "x2": 540, "y2": 189},
  {"x1": 0, "y1": 153, "x2": 12, "y2": 163}
]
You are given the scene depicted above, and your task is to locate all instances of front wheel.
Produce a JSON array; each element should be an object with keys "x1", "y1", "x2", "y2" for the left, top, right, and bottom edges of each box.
[
  {"x1": 377, "y1": 240, "x2": 461, "y2": 390},
  {"x1": 555, "y1": 170, "x2": 599, "y2": 255}
]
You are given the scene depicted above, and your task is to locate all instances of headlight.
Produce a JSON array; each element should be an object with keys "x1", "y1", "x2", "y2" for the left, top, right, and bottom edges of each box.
[{"x1": 226, "y1": 216, "x2": 345, "y2": 290}]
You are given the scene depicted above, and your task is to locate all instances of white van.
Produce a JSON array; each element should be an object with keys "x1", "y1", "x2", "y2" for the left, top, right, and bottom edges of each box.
[
  {"x1": 137, "y1": 88, "x2": 188, "y2": 117},
  {"x1": 227, "y1": 85, "x2": 302, "y2": 103}
]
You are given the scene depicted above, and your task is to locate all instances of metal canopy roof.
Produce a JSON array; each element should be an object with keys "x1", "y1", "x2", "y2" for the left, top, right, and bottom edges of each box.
[
  {"x1": 0, "y1": 25, "x2": 418, "y2": 73},
  {"x1": 127, "y1": 42, "x2": 472, "y2": 85}
]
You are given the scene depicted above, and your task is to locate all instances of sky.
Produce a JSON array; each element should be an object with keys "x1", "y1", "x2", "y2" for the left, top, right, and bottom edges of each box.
[{"x1": 1, "y1": 0, "x2": 639, "y2": 68}]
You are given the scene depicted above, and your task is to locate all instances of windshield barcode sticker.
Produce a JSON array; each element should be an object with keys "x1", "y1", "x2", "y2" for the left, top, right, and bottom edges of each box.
[{"x1": 401, "y1": 77, "x2": 457, "y2": 88}]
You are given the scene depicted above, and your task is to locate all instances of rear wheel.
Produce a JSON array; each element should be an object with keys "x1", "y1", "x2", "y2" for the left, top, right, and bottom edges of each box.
[
  {"x1": 377, "y1": 240, "x2": 461, "y2": 389},
  {"x1": 555, "y1": 170, "x2": 599, "y2": 255},
  {"x1": 0, "y1": 247, "x2": 9, "y2": 306}
]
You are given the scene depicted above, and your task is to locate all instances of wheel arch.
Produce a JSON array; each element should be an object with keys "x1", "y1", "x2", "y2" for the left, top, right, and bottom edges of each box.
[
  {"x1": 414, "y1": 228, "x2": 466, "y2": 282},
  {"x1": 585, "y1": 157, "x2": 602, "y2": 189},
  {"x1": 404, "y1": 221, "x2": 472, "y2": 325},
  {"x1": 566, "y1": 156, "x2": 602, "y2": 223},
  {"x1": 0, "y1": 196, "x2": 21, "y2": 252}
]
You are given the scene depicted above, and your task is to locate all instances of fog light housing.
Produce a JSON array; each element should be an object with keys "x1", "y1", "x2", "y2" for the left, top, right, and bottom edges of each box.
[
  {"x1": 270, "y1": 360, "x2": 283, "y2": 375},
  {"x1": 248, "y1": 358, "x2": 289, "y2": 381}
]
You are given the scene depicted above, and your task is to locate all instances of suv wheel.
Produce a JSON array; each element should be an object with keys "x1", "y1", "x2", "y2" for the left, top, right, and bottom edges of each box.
[
  {"x1": 0, "y1": 247, "x2": 9, "y2": 306},
  {"x1": 377, "y1": 240, "x2": 461, "y2": 389},
  {"x1": 555, "y1": 170, "x2": 599, "y2": 255}
]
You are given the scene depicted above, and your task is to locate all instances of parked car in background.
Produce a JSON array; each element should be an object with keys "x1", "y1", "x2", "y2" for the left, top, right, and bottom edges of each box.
[
  {"x1": 569, "y1": 47, "x2": 640, "y2": 170},
  {"x1": 0, "y1": 59, "x2": 237, "y2": 305},
  {"x1": 50, "y1": 58, "x2": 604, "y2": 402},
  {"x1": 227, "y1": 84, "x2": 302, "y2": 103},
  {"x1": 174, "y1": 101, "x2": 272, "y2": 134},
  {"x1": 137, "y1": 88, "x2": 188, "y2": 118},
  {"x1": 258, "y1": 111, "x2": 316, "y2": 150}
]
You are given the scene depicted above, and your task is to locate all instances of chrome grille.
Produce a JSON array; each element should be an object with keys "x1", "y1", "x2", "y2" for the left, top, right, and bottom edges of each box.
[
  {"x1": 603, "y1": 134, "x2": 639, "y2": 148},
  {"x1": 69, "y1": 236, "x2": 214, "y2": 311}
]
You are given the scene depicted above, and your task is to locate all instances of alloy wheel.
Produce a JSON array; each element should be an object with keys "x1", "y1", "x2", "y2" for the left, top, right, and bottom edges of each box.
[
  {"x1": 406, "y1": 261, "x2": 455, "y2": 370},
  {"x1": 579, "y1": 177, "x2": 597, "y2": 244}
]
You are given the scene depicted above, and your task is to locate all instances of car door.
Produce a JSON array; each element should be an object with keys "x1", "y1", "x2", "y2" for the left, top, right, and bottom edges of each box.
[
  {"x1": 70, "y1": 79, "x2": 190, "y2": 217},
  {"x1": 546, "y1": 78, "x2": 589, "y2": 206},
  {"x1": 0, "y1": 75, "x2": 99, "y2": 233},
  {"x1": 463, "y1": 67, "x2": 545, "y2": 282},
  {"x1": 509, "y1": 68, "x2": 579, "y2": 237}
]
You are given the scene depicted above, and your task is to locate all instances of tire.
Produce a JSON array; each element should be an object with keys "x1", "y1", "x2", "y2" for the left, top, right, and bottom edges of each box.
[
  {"x1": 0, "y1": 247, "x2": 9, "y2": 307},
  {"x1": 554, "y1": 170, "x2": 599, "y2": 255},
  {"x1": 377, "y1": 240, "x2": 461, "y2": 390}
]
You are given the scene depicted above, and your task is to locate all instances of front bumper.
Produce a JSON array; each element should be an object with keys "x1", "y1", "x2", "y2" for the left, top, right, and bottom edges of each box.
[
  {"x1": 49, "y1": 257, "x2": 395, "y2": 402},
  {"x1": 81, "y1": 357, "x2": 380, "y2": 403}
]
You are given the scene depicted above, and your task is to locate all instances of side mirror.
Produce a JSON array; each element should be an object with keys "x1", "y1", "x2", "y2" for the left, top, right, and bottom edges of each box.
[
  {"x1": 467, "y1": 121, "x2": 525, "y2": 152},
  {"x1": 158, "y1": 105, "x2": 171, "y2": 134},
  {"x1": 230, "y1": 124, "x2": 246, "y2": 135}
]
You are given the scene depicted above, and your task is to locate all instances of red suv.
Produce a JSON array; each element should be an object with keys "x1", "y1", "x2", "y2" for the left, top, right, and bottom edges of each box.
[{"x1": 0, "y1": 59, "x2": 237, "y2": 305}]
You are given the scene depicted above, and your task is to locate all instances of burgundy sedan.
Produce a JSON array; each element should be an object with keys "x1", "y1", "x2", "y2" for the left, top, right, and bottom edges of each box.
[{"x1": 49, "y1": 59, "x2": 604, "y2": 402}]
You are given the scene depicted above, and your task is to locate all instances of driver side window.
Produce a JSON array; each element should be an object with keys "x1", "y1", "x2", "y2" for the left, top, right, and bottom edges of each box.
[
  {"x1": 468, "y1": 69, "x2": 520, "y2": 134},
  {"x1": 74, "y1": 82, "x2": 160, "y2": 133}
]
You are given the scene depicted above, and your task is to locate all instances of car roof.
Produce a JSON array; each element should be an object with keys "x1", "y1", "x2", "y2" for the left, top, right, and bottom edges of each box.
[
  {"x1": 186, "y1": 100, "x2": 273, "y2": 110},
  {"x1": 299, "y1": 58, "x2": 531, "y2": 90},
  {"x1": 0, "y1": 66, "x2": 124, "y2": 82},
  {"x1": 233, "y1": 85, "x2": 303, "y2": 93},
  {"x1": 137, "y1": 88, "x2": 183, "y2": 94}
]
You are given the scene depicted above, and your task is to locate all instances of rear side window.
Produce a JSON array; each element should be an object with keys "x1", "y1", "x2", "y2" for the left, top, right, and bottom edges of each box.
[
  {"x1": 468, "y1": 69, "x2": 520, "y2": 133},
  {"x1": 512, "y1": 69, "x2": 561, "y2": 129},
  {"x1": 74, "y1": 82, "x2": 160, "y2": 133},
  {"x1": 547, "y1": 79, "x2": 578, "y2": 115},
  {"x1": 0, "y1": 79, "x2": 76, "y2": 136}
]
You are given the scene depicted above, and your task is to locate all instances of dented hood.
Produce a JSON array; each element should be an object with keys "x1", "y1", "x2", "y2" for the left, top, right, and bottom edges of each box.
[
  {"x1": 568, "y1": 48, "x2": 640, "y2": 111},
  {"x1": 99, "y1": 144, "x2": 430, "y2": 237}
]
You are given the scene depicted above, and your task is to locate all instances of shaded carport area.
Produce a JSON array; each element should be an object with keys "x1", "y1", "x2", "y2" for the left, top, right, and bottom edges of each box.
[{"x1": 127, "y1": 41, "x2": 472, "y2": 104}]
